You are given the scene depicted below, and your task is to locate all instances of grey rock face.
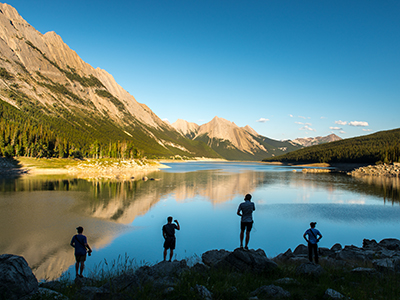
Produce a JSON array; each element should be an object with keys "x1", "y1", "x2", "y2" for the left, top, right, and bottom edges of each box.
[{"x1": 0, "y1": 254, "x2": 38, "y2": 300}]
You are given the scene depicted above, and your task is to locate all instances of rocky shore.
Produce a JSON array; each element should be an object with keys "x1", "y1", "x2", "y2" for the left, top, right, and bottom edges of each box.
[
  {"x1": 3, "y1": 238, "x2": 400, "y2": 299},
  {"x1": 349, "y1": 163, "x2": 400, "y2": 178}
]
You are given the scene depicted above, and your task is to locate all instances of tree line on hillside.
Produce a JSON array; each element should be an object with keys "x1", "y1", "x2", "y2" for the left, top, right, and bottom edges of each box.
[
  {"x1": 263, "y1": 129, "x2": 400, "y2": 164},
  {"x1": 0, "y1": 100, "x2": 143, "y2": 159}
]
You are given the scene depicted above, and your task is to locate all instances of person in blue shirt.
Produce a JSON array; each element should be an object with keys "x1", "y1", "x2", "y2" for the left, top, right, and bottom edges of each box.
[
  {"x1": 237, "y1": 194, "x2": 255, "y2": 250},
  {"x1": 303, "y1": 222, "x2": 323, "y2": 264},
  {"x1": 70, "y1": 226, "x2": 92, "y2": 278},
  {"x1": 162, "y1": 216, "x2": 180, "y2": 262}
]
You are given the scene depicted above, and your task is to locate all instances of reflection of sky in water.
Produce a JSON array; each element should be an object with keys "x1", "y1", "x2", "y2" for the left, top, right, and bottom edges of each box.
[{"x1": 1, "y1": 162, "x2": 400, "y2": 279}]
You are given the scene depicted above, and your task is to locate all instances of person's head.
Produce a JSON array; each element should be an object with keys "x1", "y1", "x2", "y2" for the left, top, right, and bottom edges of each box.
[
  {"x1": 310, "y1": 222, "x2": 316, "y2": 228},
  {"x1": 167, "y1": 216, "x2": 173, "y2": 223},
  {"x1": 244, "y1": 194, "x2": 252, "y2": 201},
  {"x1": 76, "y1": 226, "x2": 84, "y2": 234}
]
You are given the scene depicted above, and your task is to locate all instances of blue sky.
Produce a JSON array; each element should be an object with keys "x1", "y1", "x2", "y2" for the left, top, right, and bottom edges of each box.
[{"x1": 5, "y1": 0, "x2": 400, "y2": 140}]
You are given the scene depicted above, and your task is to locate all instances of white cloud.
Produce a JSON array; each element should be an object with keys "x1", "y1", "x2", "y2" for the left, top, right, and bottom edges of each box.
[
  {"x1": 349, "y1": 121, "x2": 369, "y2": 127},
  {"x1": 162, "y1": 118, "x2": 169, "y2": 123},
  {"x1": 330, "y1": 127, "x2": 342, "y2": 130},
  {"x1": 289, "y1": 114, "x2": 293, "y2": 118},
  {"x1": 257, "y1": 118, "x2": 269, "y2": 123},
  {"x1": 320, "y1": 116, "x2": 326, "y2": 119},
  {"x1": 335, "y1": 120, "x2": 347, "y2": 125},
  {"x1": 305, "y1": 123, "x2": 312, "y2": 126},
  {"x1": 295, "y1": 121, "x2": 303, "y2": 125},
  {"x1": 363, "y1": 129, "x2": 372, "y2": 132},
  {"x1": 339, "y1": 131, "x2": 346, "y2": 134},
  {"x1": 299, "y1": 116, "x2": 307, "y2": 119},
  {"x1": 300, "y1": 125, "x2": 316, "y2": 132}
]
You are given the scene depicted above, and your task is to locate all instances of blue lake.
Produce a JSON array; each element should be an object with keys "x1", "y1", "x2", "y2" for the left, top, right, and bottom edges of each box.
[{"x1": 1, "y1": 161, "x2": 399, "y2": 280}]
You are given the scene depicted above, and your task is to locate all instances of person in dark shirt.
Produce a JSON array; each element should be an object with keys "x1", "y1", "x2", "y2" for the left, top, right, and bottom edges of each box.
[
  {"x1": 70, "y1": 226, "x2": 92, "y2": 278},
  {"x1": 237, "y1": 194, "x2": 256, "y2": 250},
  {"x1": 303, "y1": 222, "x2": 323, "y2": 264},
  {"x1": 162, "y1": 216, "x2": 180, "y2": 261}
]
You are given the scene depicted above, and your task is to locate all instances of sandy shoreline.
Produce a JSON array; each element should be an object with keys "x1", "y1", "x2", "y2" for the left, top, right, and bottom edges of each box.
[{"x1": 0, "y1": 157, "x2": 370, "y2": 178}]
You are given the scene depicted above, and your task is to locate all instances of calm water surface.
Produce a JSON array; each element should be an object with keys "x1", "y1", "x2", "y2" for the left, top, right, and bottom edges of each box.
[{"x1": 1, "y1": 161, "x2": 400, "y2": 280}]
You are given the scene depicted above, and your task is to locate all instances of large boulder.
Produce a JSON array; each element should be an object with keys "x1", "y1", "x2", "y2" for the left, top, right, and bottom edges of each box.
[
  {"x1": 273, "y1": 249, "x2": 294, "y2": 263},
  {"x1": 331, "y1": 245, "x2": 374, "y2": 263},
  {"x1": 295, "y1": 262, "x2": 325, "y2": 277},
  {"x1": 373, "y1": 257, "x2": 400, "y2": 273},
  {"x1": 0, "y1": 254, "x2": 38, "y2": 300},
  {"x1": 363, "y1": 239, "x2": 380, "y2": 250},
  {"x1": 378, "y1": 238, "x2": 400, "y2": 251},
  {"x1": 134, "y1": 260, "x2": 189, "y2": 289},
  {"x1": 330, "y1": 243, "x2": 342, "y2": 252},
  {"x1": 202, "y1": 249, "x2": 230, "y2": 266},
  {"x1": 203, "y1": 248, "x2": 277, "y2": 273},
  {"x1": 323, "y1": 288, "x2": 345, "y2": 299},
  {"x1": 293, "y1": 244, "x2": 308, "y2": 255},
  {"x1": 250, "y1": 284, "x2": 291, "y2": 298}
]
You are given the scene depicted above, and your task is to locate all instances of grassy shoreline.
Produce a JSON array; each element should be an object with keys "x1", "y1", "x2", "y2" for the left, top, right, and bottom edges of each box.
[
  {"x1": 37, "y1": 253, "x2": 400, "y2": 300},
  {"x1": 0, "y1": 157, "x2": 165, "y2": 178}
]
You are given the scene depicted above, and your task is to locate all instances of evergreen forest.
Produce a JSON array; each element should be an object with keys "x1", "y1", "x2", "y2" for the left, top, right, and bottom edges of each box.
[{"x1": 263, "y1": 128, "x2": 400, "y2": 164}]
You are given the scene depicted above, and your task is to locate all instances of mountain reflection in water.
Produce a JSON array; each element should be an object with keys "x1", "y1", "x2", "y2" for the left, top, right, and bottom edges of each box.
[{"x1": 0, "y1": 162, "x2": 399, "y2": 280}]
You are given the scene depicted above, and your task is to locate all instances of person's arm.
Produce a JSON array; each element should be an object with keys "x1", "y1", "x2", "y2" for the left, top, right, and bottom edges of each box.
[
  {"x1": 303, "y1": 231, "x2": 309, "y2": 243},
  {"x1": 85, "y1": 243, "x2": 92, "y2": 254},
  {"x1": 70, "y1": 236, "x2": 75, "y2": 248},
  {"x1": 162, "y1": 226, "x2": 167, "y2": 238},
  {"x1": 253, "y1": 203, "x2": 255, "y2": 211},
  {"x1": 174, "y1": 220, "x2": 180, "y2": 230},
  {"x1": 237, "y1": 205, "x2": 242, "y2": 217},
  {"x1": 317, "y1": 231, "x2": 322, "y2": 242}
]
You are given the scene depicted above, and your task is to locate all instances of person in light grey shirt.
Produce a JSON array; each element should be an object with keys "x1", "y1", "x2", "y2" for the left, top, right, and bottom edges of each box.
[{"x1": 237, "y1": 194, "x2": 255, "y2": 250}]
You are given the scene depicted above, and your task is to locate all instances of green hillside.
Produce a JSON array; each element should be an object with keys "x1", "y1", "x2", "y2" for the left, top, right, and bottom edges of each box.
[
  {"x1": 0, "y1": 98, "x2": 221, "y2": 159},
  {"x1": 263, "y1": 128, "x2": 400, "y2": 164}
]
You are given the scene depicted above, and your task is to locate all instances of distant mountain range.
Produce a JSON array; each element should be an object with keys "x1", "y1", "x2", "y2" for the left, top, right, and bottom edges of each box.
[
  {"x1": 291, "y1": 134, "x2": 342, "y2": 147},
  {"x1": 0, "y1": 3, "x2": 343, "y2": 161},
  {"x1": 171, "y1": 117, "x2": 342, "y2": 161}
]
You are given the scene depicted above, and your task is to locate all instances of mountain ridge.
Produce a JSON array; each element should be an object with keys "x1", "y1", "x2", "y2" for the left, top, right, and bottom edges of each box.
[
  {"x1": 172, "y1": 117, "x2": 303, "y2": 160},
  {"x1": 0, "y1": 2, "x2": 223, "y2": 159}
]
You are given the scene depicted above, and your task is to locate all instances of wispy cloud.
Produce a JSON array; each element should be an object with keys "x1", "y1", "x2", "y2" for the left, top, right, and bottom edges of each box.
[
  {"x1": 300, "y1": 125, "x2": 316, "y2": 132},
  {"x1": 299, "y1": 116, "x2": 307, "y2": 119},
  {"x1": 339, "y1": 131, "x2": 346, "y2": 134},
  {"x1": 349, "y1": 121, "x2": 369, "y2": 127},
  {"x1": 295, "y1": 121, "x2": 303, "y2": 125},
  {"x1": 289, "y1": 114, "x2": 293, "y2": 118},
  {"x1": 330, "y1": 127, "x2": 342, "y2": 130},
  {"x1": 362, "y1": 129, "x2": 372, "y2": 132},
  {"x1": 335, "y1": 120, "x2": 369, "y2": 127},
  {"x1": 257, "y1": 118, "x2": 269, "y2": 123},
  {"x1": 335, "y1": 120, "x2": 347, "y2": 125},
  {"x1": 305, "y1": 123, "x2": 312, "y2": 126}
]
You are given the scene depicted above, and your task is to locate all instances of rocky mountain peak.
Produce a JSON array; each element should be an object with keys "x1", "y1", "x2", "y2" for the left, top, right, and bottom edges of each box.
[
  {"x1": 243, "y1": 125, "x2": 259, "y2": 136},
  {"x1": 0, "y1": 3, "x2": 166, "y2": 129},
  {"x1": 171, "y1": 119, "x2": 199, "y2": 136}
]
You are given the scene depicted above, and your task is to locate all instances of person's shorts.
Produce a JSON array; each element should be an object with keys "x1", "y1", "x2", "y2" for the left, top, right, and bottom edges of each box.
[
  {"x1": 75, "y1": 255, "x2": 87, "y2": 262},
  {"x1": 241, "y1": 221, "x2": 253, "y2": 232},
  {"x1": 164, "y1": 236, "x2": 176, "y2": 250}
]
